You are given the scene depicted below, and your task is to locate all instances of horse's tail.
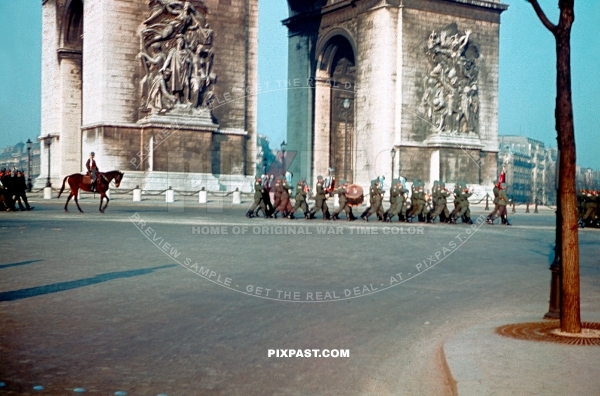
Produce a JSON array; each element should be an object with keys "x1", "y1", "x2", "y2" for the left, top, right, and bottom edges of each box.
[{"x1": 57, "y1": 175, "x2": 69, "y2": 198}]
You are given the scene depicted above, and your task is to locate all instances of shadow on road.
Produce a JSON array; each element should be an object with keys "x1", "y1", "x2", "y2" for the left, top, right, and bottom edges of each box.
[
  {"x1": 0, "y1": 264, "x2": 176, "y2": 301},
  {"x1": 0, "y1": 259, "x2": 44, "y2": 270}
]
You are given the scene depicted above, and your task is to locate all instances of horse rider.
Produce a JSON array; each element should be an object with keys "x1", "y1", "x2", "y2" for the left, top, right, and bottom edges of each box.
[{"x1": 86, "y1": 152, "x2": 100, "y2": 192}]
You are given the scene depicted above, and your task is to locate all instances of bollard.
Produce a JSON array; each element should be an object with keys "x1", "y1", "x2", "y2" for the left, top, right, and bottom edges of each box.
[
  {"x1": 232, "y1": 188, "x2": 241, "y2": 204},
  {"x1": 484, "y1": 194, "x2": 489, "y2": 211},
  {"x1": 165, "y1": 187, "x2": 174, "y2": 203},
  {"x1": 512, "y1": 203, "x2": 516, "y2": 213},
  {"x1": 534, "y1": 202, "x2": 539, "y2": 213},
  {"x1": 133, "y1": 186, "x2": 142, "y2": 202},
  {"x1": 43, "y1": 186, "x2": 53, "y2": 199},
  {"x1": 199, "y1": 188, "x2": 207, "y2": 203},
  {"x1": 526, "y1": 203, "x2": 530, "y2": 213}
]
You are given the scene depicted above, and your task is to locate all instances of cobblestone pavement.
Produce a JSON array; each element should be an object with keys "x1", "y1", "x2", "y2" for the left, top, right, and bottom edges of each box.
[{"x1": 1, "y1": 197, "x2": 598, "y2": 395}]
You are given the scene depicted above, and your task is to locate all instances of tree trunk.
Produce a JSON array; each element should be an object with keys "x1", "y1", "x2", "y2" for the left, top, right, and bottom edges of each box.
[
  {"x1": 527, "y1": 0, "x2": 580, "y2": 333},
  {"x1": 555, "y1": 21, "x2": 580, "y2": 334}
]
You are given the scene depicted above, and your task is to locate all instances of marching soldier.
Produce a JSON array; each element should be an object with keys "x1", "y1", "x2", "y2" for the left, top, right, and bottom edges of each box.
[
  {"x1": 497, "y1": 182, "x2": 510, "y2": 225},
  {"x1": 457, "y1": 186, "x2": 474, "y2": 224},
  {"x1": 290, "y1": 180, "x2": 309, "y2": 219},
  {"x1": 331, "y1": 179, "x2": 356, "y2": 221},
  {"x1": 0, "y1": 168, "x2": 16, "y2": 211},
  {"x1": 407, "y1": 180, "x2": 425, "y2": 222},
  {"x1": 259, "y1": 174, "x2": 274, "y2": 217},
  {"x1": 309, "y1": 175, "x2": 330, "y2": 219},
  {"x1": 246, "y1": 175, "x2": 267, "y2": 218},
  {"x1": 275, "y1": 177, "x2": 294, "y2": 218},
  {"x1": 486, "y1": 181, "x2": 501, "y2": 224},
  {"x1": 385, "y1": 179, "x2": 405, "y2": 222},
  {"x1": 429, "y1": 181, "x2": 450, "y2": 223},
  {"x1": 449, "y1": 182, "x2": 463, "y2": 222},
  {"x1": 271, "y1": 177, "x2": 283, "y2": 218},
  {"x1": 361, "y1": 179, "x2": 384, "y2": 221}
]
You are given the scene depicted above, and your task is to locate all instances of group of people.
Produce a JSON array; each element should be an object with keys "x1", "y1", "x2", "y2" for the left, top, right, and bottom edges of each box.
[
  {"x1": 245, "y1": 174, "x2": 511, "y2": 226},
  {"x1": 0, "y1": 168, "x2": 33, "y2": 212},
  {"x1": 578, "y1": 189, "x2": 599, "y2": 228}
]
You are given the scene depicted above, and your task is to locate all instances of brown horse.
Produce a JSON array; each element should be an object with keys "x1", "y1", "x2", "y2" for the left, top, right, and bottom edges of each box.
[{"x1": 57, "y1": 170, "x2": 124, "y2": 213}]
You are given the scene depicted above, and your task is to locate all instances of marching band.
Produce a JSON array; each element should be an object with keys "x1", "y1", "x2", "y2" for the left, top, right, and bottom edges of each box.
[{"x1": 244, "y1": 170, "x2": 513, "y2": 226}]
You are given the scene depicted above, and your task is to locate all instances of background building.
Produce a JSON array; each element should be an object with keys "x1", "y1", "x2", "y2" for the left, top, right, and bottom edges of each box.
[
  {"x1": 38, "y1": 0, "x2": 258, "y2": 191},
  {"x1": 284, "y1": 0, "x2": 508, "y2": 190},
  {"x1": 0, "y1": 140, "x2": 41, "y2": 184}
]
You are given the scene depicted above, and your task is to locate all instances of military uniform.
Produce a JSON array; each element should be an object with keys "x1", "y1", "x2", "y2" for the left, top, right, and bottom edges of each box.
[
  {"x1": 14, "y1": 171, "x2": 33, "y2": 211},
  {"x1": 457, "y1": 188, "x2": 473, "y2": 224},
  {"x1": 332, "y1": 180, "x2": 355, "y2": 221},
  {"x1": 486, "y1": 184, "x2": 501, "y2": 224},
  {"x1": 497, "y1": 183, "x2": 510, "y2": 225},
  {"x1": 309, "y1": 176, "x2": 330, "y2": 219},
  {"x1": 362, "y1": 180, "x2": 384, "y2": 221},
  {"x1": 582, "y1": 190, "x2": 598, "y2": 227},
  {"x1": 276, "y1": 179, "x2": 294, "y2": 218},
  {"x1": 291, "y1": 181, "x2": 309, "y2": 218},
  {"x1": 385, "y1": 180, "x2": 405, "y2": 222},
  {"x1": 430, "y1": 182, "x2": 450, "y2": 223},
  {"x1": 247, "y1": 177, "x2": 267, "y2": 218}
]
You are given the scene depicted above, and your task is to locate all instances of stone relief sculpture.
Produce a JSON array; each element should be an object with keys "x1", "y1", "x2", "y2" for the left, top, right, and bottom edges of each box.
[
  {"x1": 139, "y1": 0, "x2": 216, "y2": 117},
  {"x1": 421, "y1": 23, "x2": 479, "y2": 135}
]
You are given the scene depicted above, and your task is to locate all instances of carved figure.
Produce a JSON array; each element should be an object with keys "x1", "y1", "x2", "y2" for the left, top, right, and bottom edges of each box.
[{"x1": 421, "y1": 24, "x2": 479, "y2": 134}]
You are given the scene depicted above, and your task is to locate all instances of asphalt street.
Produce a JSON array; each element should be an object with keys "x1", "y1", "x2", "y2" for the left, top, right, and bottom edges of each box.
[{"x1": 1, "y1": 197, "x2": 599, "y2": 395}]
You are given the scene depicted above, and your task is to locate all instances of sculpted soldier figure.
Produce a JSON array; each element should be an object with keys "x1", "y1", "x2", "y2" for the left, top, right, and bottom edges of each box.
[
  {"x1": 86, "y1": 152, "x2": 100, "y2": 192},
  {"x1": 308, "y1": 175, "x2": 330, "y2": 220},
  {"x1": 246, "y1": 175, "x2": 266, "y2": 218}
]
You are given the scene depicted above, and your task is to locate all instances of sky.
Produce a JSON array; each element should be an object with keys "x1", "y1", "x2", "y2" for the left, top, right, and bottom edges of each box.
[{"x1": 0, "y1": 0, "x2": 598, "y2": 169}]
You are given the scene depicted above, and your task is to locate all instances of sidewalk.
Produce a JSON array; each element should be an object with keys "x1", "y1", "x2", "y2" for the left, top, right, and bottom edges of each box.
[{"x1": 443, "y1": 315, "x2": 600, "y2": 395}]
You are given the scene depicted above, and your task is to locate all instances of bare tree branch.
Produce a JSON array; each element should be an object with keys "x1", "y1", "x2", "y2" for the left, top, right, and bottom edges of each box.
[{"x1": 526, "y1": 0, "x2": 558, "y2": 33}]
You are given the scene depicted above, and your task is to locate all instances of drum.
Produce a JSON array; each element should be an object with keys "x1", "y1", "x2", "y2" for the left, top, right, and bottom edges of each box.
[{"x1": 346, "y1": 184, "x2": 364, "y2": 206}]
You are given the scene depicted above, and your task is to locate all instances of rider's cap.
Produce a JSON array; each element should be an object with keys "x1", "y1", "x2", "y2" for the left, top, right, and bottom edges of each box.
[{"x1": 90, "y1": 152, "x2": 95, "y2": 156}]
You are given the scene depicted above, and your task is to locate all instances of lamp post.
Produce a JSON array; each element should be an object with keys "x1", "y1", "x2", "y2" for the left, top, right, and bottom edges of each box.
[
  {"x1": 26, "y1": 139, "x2": 33, "y2": 192},
  {"x1": 43, "y1": 134, "x2": 52, "y2": 187},
  {"x1": 343, "y1": 98, "x2": 350, "y2": 181},
  {"x1": 280, "y1": 140, "x2": 287, "y2": 177}
]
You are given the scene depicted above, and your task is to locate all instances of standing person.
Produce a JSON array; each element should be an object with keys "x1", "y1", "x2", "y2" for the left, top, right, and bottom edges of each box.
[
  {"x1": 247, "y1": 175, "x2": 266, "y2": 218},
  {"x1": 309, "y1": 175, "x2": 330, "y2": 219},
  {"x1": 260, "y1": 174, "x2": 274, "y2": 216},
  {"x1": 1, "y1": 169, "x2": 16, "y2": 211},
  {"x1": 582, "y1": 189, "x2": 598, "y2": 227},
  {"x1": 486, "y1": 181, "x2": 501, "y2": 224},
  {"x1": 86, "y1": 152, "x2": 100, "y2": 192},
  {"x1": 14, "y1": 171, "x2": 33, "y2": 211},
  {"x1": 331, "y1": 180, "x2": 355, "y2": 221},
  {"x1": 497, "y1": 182, "x2": 510, "y2": 225},
  {"x1": 362, "y1": 179, "x2": 384, "y2": 221},
  {"x1": 290, "y1": 180, "x2": 309, "y2": 219}
]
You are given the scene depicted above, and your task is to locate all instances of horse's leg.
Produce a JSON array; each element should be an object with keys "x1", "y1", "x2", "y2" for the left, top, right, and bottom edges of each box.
[
  {"x1": 65, "y1": 193, "x2": 72, "y2": 212},
  {"x1": 101, "y1": 194, "x2": 110, "y2": 213},
  {"x1": 99, "y1": 194, "x2": 105, "y2": 213},
  {"x1": 74, "y1": 190, "x2": 84, "y2": 213}
]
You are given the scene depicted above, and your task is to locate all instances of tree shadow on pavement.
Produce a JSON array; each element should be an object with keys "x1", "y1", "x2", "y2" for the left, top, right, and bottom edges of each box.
[{"x1": 0, "y1": 264, "x2": 176, "y2": 301}]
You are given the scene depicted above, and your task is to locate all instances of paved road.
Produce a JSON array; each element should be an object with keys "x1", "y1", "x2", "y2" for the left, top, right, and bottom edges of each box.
[{"x1": 1, "y1": 198, "x2": 599, "y2": 395}]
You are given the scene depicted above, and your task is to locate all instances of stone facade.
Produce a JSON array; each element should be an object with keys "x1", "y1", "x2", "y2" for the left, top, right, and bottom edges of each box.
[
  {"x1": 38, "y1": 0, "x2": 257, "y2": 191},
  {"x1": 285, "y1": 0, "x2": 507, "y2": 192}
]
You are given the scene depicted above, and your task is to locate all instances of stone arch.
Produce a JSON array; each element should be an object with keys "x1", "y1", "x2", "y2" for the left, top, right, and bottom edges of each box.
[
  {"x1": 60, "y1": 0, "x2": 83, "y2": 50},
  {"x1": 313, "y1": 32, "x2": 356, "y2": 183}
]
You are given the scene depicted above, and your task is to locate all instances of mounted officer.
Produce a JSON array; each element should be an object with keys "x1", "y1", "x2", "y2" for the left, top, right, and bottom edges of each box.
[{"x1": 86, "y1": 152, "x2": 100, "y2": 192}]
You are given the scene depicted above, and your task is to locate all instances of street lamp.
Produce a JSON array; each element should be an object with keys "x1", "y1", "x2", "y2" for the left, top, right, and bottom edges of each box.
[
  {"x1": 390, "y1": 148, "x2": 396, "y2": 203},
  {"x1": 343, "y1": 98, "x2": 350, "y2": 181},
  {"x1": 43, "y1": 134, "x2": 52, "y2": 187},
  {"x1": 26, "y1": 139, "x2": 33, "y2": 192},
  {"x1": 280, "y1": 140, "x2": 287, "y2": 177}
]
